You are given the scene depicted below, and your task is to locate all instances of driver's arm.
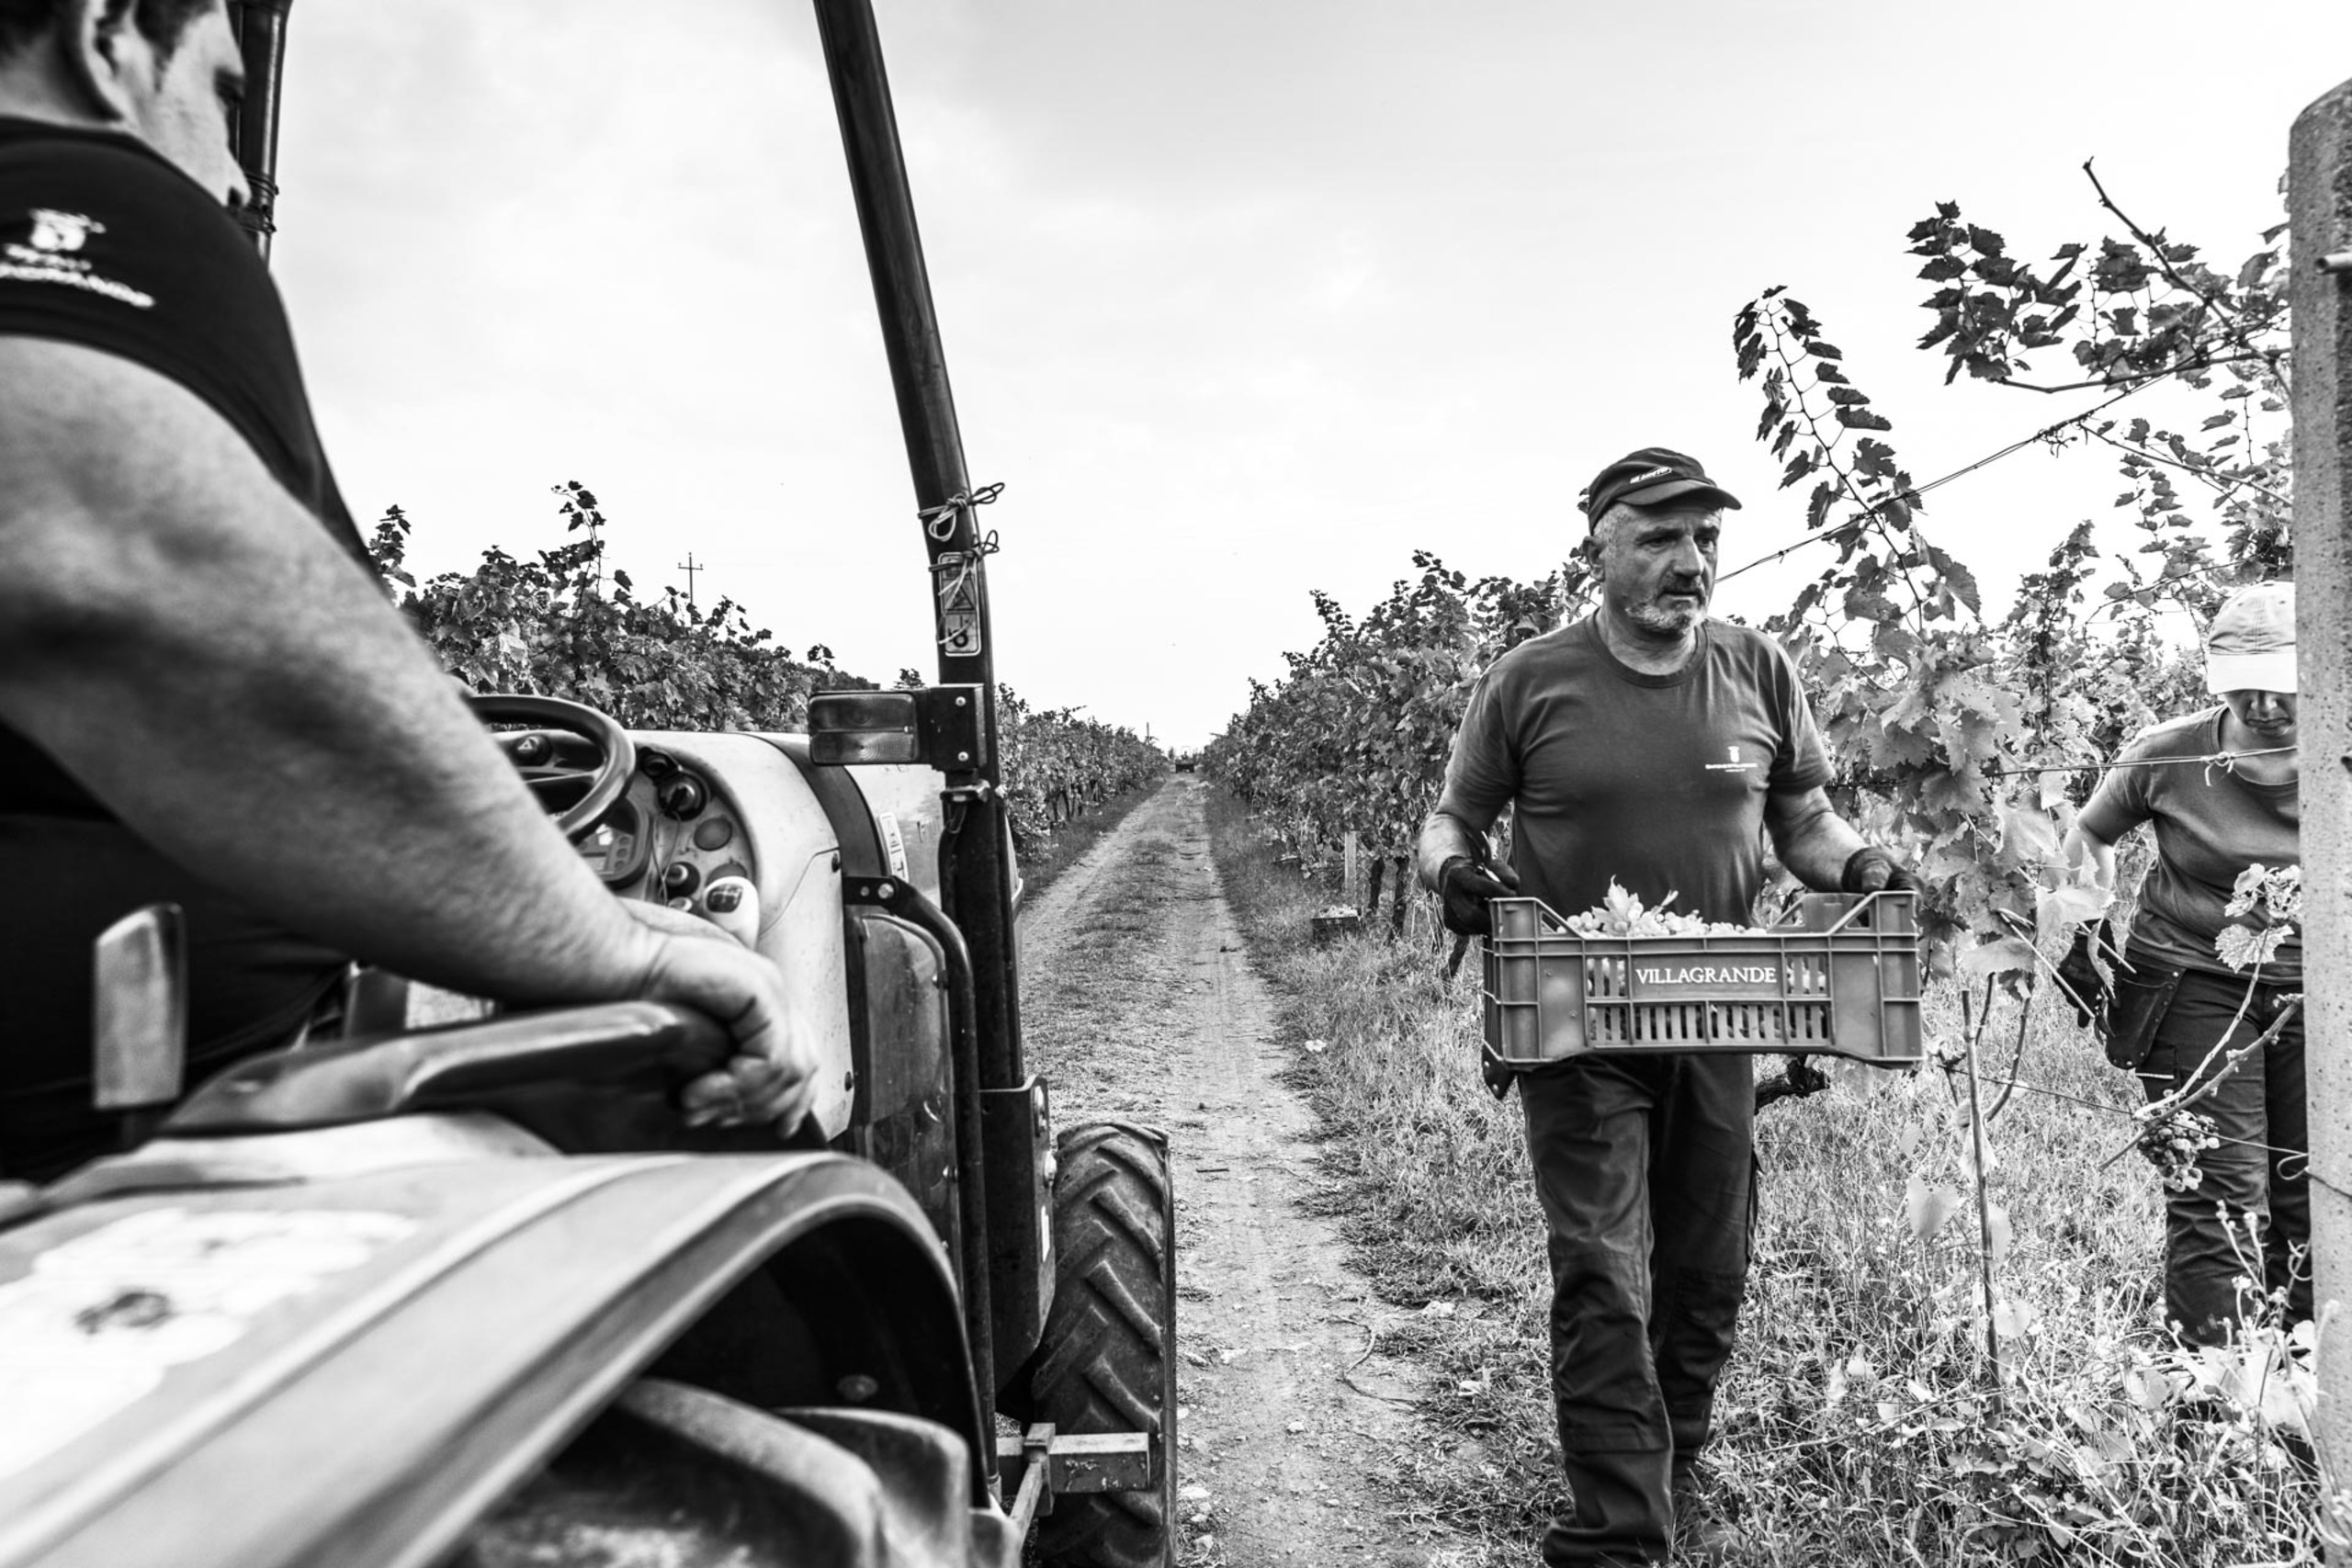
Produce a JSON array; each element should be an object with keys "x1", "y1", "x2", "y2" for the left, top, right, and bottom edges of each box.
[{"x1": 0, "y1": 337, "x2": 811, "y2": 1128}]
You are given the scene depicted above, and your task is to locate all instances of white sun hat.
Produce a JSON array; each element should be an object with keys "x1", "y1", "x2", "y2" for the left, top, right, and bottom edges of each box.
[{"x1": 2204, "y1": 581, "x2": 2296, "y2": 695}]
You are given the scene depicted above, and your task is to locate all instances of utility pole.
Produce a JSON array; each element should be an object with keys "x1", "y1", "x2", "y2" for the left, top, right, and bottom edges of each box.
[
  {"x1": 676, "y1": 553, "x2": 703, "y2": 610},
  {"x1": 2289, "y1": 76, "x2": 2352, "y2": 1554}
]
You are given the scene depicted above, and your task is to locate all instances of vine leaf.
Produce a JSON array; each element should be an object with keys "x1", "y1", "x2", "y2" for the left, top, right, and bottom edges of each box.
[
  {"x1": 2039, "y1": 883, "x2": 2109, "y2": 928},
  {"x1": 1905, "y1": 1173, "x2": 1962, "y2": 1244},
  {"x1": 1962, "y1": 937, "x2": 2038, "y2": 980}
]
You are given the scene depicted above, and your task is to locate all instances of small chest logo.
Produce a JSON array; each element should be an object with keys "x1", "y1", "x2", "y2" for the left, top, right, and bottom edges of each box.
[
  {"x1": 3, "y1": 209, "x2": 152, "y2": 309},
  {"x1": 1704, "y1": 746, "x2": 1758, "y2": 774},
  {"x1": 27, "y1": 209, "x2": 101, "y2": 253}
]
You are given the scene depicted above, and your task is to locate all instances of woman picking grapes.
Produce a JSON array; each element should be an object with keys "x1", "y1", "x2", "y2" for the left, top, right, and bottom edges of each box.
[{"x1": 2062, "y1": 581, "x2": 2305, "y2": 1348}]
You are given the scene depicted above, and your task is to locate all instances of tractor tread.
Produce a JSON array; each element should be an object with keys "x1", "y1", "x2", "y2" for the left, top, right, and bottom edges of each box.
[{"x1": 1024, "y1": 1122, "x2": 1176, "y2": 1568}]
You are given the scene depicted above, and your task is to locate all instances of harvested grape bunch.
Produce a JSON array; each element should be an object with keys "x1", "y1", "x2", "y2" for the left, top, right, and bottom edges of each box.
[{"x1": 1562, "y1": 879, "x2": 1752, "y2": 939}]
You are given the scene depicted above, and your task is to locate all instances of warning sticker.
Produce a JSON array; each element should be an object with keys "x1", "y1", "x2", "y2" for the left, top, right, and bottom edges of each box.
[
  {"x1": 0, "y1": 1208, "x2": 416, "y2": 1478},
  {"x1": 877, "y1": 811, "x2": 910, "y2": 880},
  {"x1": 935, "y1": 555, "x2": 983, "y2": 658}
]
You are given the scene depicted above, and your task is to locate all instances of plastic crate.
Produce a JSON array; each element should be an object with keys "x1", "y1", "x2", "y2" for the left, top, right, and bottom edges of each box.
[
  {"x1": 1482, "y1": 891, "x2": 1922, "y2": 1067},
  {"x1": 1311, "y1": 907, "x2": 1363, "y2": 943}
]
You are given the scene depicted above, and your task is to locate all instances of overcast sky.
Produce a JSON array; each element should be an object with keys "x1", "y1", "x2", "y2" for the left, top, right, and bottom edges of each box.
[{"x1": 271, "y1": 2, "x2": 2352, "y2": 748}]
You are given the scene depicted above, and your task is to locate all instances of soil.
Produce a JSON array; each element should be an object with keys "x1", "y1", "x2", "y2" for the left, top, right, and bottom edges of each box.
[{"x1": 1019, "y1": 778, "x2": 1462, "y2": 1568}]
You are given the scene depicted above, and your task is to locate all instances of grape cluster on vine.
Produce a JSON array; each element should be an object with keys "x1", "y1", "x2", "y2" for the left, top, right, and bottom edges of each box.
[{"x1": 2136, "y1": 1107, "x2": 2222, "y2": 1193}]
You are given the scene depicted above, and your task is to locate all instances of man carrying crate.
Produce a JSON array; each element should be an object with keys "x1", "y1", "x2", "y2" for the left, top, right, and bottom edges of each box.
[{"x1": 1414, "y1": 446, "x2": 1915, "y2": 1567}]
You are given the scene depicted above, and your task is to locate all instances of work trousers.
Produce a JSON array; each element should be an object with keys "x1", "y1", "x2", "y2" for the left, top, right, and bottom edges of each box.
[
  {"x1": 1521, "y1": 1053, "x2": 1755, "y2": 1568},
  {"x1": 2134, "y1": 965, "x2": 2310, "y2": 1347}
]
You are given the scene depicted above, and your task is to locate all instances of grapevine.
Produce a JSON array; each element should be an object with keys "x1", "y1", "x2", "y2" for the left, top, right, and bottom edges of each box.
[{"x1": 1205, "y1": 553, "x2": 1589, "y2": 926}]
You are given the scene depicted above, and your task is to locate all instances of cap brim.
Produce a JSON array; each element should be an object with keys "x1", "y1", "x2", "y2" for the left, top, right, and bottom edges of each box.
[
  {"x1": 1618, "y1": 477, "x2": 1742, "y2": 512},
  {"x1": 2206, "y1": 650, "x2": 2296, "y2": 694}
]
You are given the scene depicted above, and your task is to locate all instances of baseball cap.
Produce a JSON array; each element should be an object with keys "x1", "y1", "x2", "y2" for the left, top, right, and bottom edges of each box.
[
  {"x1": 1578, "y1": 447, "x2": 1743, "y2": 530},
  {"x1": 2204, "y1": 581, "x2": 2296, "y2": 694}
]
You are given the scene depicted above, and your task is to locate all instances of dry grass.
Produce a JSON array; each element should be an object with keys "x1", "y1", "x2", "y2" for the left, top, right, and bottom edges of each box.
[{"x1": 1204, "y1": 788, "x2": 2331, "y2": 1567}]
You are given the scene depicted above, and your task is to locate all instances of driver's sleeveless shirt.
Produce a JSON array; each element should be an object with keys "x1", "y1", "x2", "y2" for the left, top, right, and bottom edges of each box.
[{"x1": 0, "y1": 118, "x2": 360, "y2": 1177}]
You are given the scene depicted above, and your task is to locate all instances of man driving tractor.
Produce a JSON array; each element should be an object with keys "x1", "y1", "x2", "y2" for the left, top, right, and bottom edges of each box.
[{"x1": 0, "y1": 0, "x2": 814, "y2": 1179}]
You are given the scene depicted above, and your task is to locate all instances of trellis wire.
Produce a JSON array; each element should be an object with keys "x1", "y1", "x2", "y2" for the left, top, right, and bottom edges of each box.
[
  {"x1": 1716, "y1": 383, "x2": 2152, "y2": 586},
  {"x1": 1978, "y1": 745, "x2": 2295, "y2": 782}
]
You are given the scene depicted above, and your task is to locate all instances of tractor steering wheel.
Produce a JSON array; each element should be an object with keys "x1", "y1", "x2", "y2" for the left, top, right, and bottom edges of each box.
[{"x1": 469, "y1": 693, "x2": 636, "y2": 840}]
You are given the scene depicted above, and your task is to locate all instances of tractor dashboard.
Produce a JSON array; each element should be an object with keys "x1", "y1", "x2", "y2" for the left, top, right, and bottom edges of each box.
[
  {"x1": 488, "y1": 717, "x2": 763, "y2": 920},
  {"x1": 582, "y1": 749, "x2": 757, "y2": 918},
  {"x1": 481, "y1": 719, "x2": 945, "y2": 1141}
]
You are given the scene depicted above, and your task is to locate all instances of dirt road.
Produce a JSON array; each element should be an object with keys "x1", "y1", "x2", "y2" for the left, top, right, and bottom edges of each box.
[{"x1": 1020, "y1": 779, "x2": 1455, "y2": 1568}]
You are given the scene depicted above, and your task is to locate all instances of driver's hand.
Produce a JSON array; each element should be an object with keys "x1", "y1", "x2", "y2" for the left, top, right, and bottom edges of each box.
[{"x1": 620, "y1": 903, "x2": 815, "y2": 1132}]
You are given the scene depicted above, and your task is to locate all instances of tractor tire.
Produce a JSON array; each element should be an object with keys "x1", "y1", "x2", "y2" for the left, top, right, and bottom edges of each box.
[{"x1": 1025, "y1": 1122, "x2": 1176, "y2": 1568}]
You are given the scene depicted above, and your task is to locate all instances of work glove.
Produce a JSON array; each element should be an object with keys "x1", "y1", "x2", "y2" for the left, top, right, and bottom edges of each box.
[
  {"x1": 1841, "y1": 846, "x2": 1921, "y2": 896},
  {"x1": 1437, "y1": 856, "x2": 1520, "y2": 937},
  {"x1": 1481, "y1": 1049, "x2": 1519, "y2": 1101},
  {"x1": 1754, "y1": 1054, "x2": 1831, "y2": 1112},
  {"x1": 2054, "y1": 919, "x2": 2114, "y2": 1031}
]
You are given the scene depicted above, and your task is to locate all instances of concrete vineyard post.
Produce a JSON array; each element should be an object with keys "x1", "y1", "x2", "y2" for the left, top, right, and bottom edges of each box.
[{"x1": 2290, "y1": 76, "x2": 2352, "y2": 1546}]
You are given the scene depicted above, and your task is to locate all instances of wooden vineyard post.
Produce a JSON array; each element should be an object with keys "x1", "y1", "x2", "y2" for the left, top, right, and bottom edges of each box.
[
  {"x1": 2290, "y1": 75, "x2": 2352, "y2": 1552},
  {"x1": 1343, "y1": 831, "x2": 1360, "y2": 910}
]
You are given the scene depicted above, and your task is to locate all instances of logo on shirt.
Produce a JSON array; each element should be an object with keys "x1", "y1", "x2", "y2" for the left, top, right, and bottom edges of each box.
[
  {"x1": 1704, "y1": 746, "x2": 1758, "y2": 774},
  {"x1": 2, "y1": 209, "x2": 153, "y2": 309},
  {"x1": 27, "y1": 209, "x2": 101, "y2": 253}
]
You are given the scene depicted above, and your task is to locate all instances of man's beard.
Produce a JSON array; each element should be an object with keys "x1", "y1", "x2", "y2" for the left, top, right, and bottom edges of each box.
[{"x1": 1624, "y1": 592, "x2": 1709, "y2": 636}]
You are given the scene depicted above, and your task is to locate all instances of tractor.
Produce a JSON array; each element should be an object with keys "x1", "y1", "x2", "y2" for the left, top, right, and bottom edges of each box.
[{"x1": 0, "y1": 4, "x2": 1176, "y2": 1565}]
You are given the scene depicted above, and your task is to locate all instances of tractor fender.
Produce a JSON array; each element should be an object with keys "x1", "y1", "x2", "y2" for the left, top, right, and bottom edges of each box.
[{"x1": 0, "y1": 1148, "x2": 989, "y2": 1568}]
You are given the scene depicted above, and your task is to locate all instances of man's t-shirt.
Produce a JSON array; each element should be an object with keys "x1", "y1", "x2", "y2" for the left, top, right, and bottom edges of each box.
[
  {"x1": 0, "y1": 118, "x2": 357, "y2": 1177},
  {"x1": 2076, "y1": 706, "x2": 2301, "y2": 983},
  {"x1": 1436, "y1": 616, "x2": 1831, "y2": 927}
]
